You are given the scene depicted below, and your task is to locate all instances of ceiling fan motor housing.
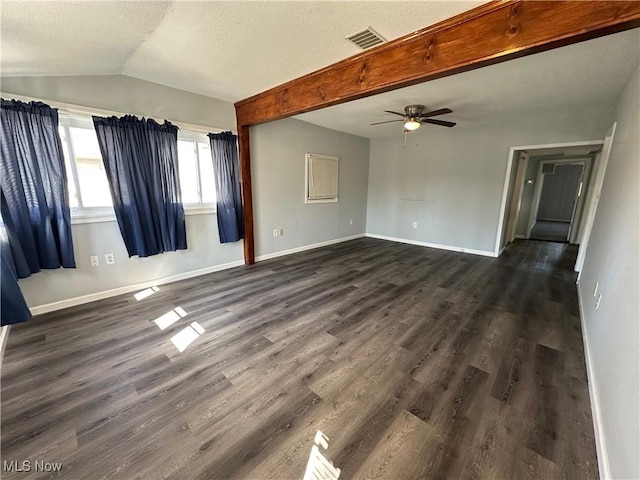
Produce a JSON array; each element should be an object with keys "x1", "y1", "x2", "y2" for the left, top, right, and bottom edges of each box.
[{"x1": 404, "y1": 105, "x2": 426, "y2": 116}]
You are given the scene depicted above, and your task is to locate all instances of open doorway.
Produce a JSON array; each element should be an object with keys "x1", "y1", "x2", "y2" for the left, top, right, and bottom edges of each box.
[
  {"x1": 529, "y1": 160, "x2": 588, "y2": 243},
  {"x1": 495, "y1": 140, "x2": 605, "y2": 263},
  {"x1": 496, "y1": 124, "x2": 617, "y2": 272}
]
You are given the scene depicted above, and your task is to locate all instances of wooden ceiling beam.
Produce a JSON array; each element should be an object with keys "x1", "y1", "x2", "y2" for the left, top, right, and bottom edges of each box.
[
  {"x1": 235, "y1": 0, "x2": 640, "y2": 265},
  {"x1": 235, "y1": 0, "x2": 640, "y2": 127}
]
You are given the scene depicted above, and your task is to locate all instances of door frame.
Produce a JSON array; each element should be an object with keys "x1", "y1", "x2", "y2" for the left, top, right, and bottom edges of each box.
[
  {"x1": 575, "y1": 123, "x2": 617, "y2": 274},
  {"x1": 494, "y1": 140, "x2": 604, "y2": 257},
  {"x1": 526, "y1": 158, "x2": 591, "y2": 240}
]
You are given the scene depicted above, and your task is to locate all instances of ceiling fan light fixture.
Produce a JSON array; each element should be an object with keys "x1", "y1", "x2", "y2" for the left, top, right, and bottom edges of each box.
[{"x1": 404, "y1": 118, "x2": 421, "y2": 131}]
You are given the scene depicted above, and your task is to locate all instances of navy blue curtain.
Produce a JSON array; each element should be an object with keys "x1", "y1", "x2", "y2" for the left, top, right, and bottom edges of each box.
[
  {"x1": 1, "y1": 246, "x2": 32, "y2": 326},
  {"x1": 92, "y1": 115, "x2": 186, "y2": 257},
  {"x1": 0, "y1": 99, "x2": 76, "y2": 277},
  {"x1": 0, "y1": 99, "x2": 74, "y2": 326},
  {"x1": 208, "y1": 132, "x2": 243, "y2": 243}
]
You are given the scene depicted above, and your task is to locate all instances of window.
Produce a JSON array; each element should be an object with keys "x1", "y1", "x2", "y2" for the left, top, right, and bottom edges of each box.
[
  {"x1": 177, "y1": 132, "x2": 217, "y2": 209},
  {"x1": 57, "y1": 114, "x2": 217, "y2": 222},
  {"x1": 58, "y1": 115, "x2": 114, "y2": 220},
  {"x1": 305, "y1": 153, "x2": 339, "y2": 203}
]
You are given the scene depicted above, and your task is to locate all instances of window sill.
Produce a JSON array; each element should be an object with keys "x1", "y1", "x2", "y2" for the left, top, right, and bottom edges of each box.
[
  {"x1": 71, "y1": 213, "x2": 117, "y2": 224},
  {"x1": 70, "y1": 205, "x2": 216, "y2": 225},
  {"x1": 184, "y1": 206, "x2": 217, "y2": 216}
]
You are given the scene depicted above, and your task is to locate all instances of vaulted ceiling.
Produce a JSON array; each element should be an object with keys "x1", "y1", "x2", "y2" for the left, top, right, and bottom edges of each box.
[{"x1": 3, "y1": 1, "x2": 639, "y2": 139}]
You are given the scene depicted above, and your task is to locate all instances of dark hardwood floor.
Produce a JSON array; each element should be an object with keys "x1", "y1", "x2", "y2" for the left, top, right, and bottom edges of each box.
[
  {"x1": 530, "y1": 221, "x2": 571, "y2": 243},
  {"x1": 0, "y1": 238, "x2": 598, "y2": 479}
]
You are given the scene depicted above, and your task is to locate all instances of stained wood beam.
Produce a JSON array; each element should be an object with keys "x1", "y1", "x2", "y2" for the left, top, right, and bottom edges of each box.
[
  {"x1": 234, "y1": 0, "x2": 640, "y2": 265},
  {"x1": 235, "y1": 1, "x2": 640, "y2": 126},
  {"x1": 237, "y1": 124, "x2": 255, "y2": 264}
]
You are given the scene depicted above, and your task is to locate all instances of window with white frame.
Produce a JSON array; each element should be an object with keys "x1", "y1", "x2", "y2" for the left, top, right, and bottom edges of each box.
[
  {"x1": 305, "y1": 153, "x2": 339, "y2": 203},
  {"x1": 58, "y1": 115, "x2": 114, "y2": 217},
  {"x1": 176, "y1": 132, "x2": 217, "y2": 208},
  {"x1": 57, "y1": 115, "x2": 217, "y2": 221}
]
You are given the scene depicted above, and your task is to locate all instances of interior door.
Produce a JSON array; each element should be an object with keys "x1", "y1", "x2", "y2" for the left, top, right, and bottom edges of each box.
[{"x1": 575, "y1": 123, "x2": 617, "y2": 273}]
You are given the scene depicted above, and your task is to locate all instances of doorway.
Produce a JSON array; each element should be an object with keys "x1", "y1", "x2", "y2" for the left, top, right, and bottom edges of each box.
[
  {"x1": 529, "y1": 161, "x2": 587, "y2": 243},
  {"x1": 494, "y1": 140, "x2": 605, "y2": 260}
]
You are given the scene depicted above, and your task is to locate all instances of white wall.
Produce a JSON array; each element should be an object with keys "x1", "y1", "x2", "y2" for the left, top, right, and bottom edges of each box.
[
  {"x1": 367, "y1": 106, "x2": 613, "y2": 254},
  {"x1": 1, "y1": 75, "x2": 236, "y2": 130},
  {"x1": 578, "y1": 64, "x2": 639, "y2": 480},
  {"x1": 2, "y1": 75, "x2": 242, "y2": 310},
  {"x1": 19, "y1": 215, "x2": 243, "y2": 309},
  {"x1": 251, "y1": 118, "x2": 369, "y2": 258}
]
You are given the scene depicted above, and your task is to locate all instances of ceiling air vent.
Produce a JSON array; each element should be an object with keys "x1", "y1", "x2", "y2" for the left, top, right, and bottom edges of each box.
[{"x1": 345, "y1": 27, "x2": 386, "y2": 50}]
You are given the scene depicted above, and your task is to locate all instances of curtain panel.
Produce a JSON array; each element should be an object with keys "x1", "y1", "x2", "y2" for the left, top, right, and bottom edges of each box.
[
  {"x1": 0, "y1": 99, "x2": 76, "y2": 277},
  {"x1": 92, "y1": 115, "x2": 187, "y2": 257},
  {"x1": 208, "y1": 132, "x2": 243, "y2": 243}
]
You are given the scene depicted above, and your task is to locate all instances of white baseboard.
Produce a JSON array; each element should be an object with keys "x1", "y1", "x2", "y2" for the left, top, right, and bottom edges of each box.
[
  {"x1": 365, "y1": 233, "x2": 497, "y2": 257},
  {"x1": 577, "y1": 285, "x2": 610, "y2": 480},
  {"x1": 28, "y1": 259, "x2": 245, "y2": 316},
  {"x1": 255, "y1": 234, "x2": 365, "y2": 262},
  {"x1": 514, "y1": 234, "x2": 526, "y2": 239}
]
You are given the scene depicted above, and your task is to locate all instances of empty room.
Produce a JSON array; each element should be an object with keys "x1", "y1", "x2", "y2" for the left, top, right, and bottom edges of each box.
[{"x1": 1, "y1": 1, "x2": 638, "y2": 479}]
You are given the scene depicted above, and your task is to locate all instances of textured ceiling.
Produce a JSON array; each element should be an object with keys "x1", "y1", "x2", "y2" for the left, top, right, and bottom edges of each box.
[
  {"x1": 0, "y1": 0, "x2": 485, "y2": 102},
  {"x1": 296, "y1": 29, "x2": 640, "y2": 138}
]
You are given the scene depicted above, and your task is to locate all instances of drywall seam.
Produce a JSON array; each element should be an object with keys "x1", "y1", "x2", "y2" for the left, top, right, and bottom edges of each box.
[
  {"x1": 255, "y1": 234, "x2": 365, "y2": 262},
  {"x1": 577, "y1": 284, "x2": 611, "y2": 480},
  {"x1": 366, "y1": 233, "x2": 497, "y2": 257},
  {"x1": 29, "y1": 260, "x2": 245, "y2": 316}
]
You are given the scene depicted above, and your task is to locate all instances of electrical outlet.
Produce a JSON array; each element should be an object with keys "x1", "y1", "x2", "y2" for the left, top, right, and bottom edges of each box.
[
  {"x1": 349, "y1": 219, "x2": 353, "y2": 225},
  {"x1": 595, "y1": 294, "x2": 602, "y2": 311},
  {"x1": 273, "y1": 229, "x2": 278, "y2": 237},
  {"x1": 279, "y1": 228, "x2": 284, "y2": 236},
  {"x1": 412, "y1": 222, "x2": 418, "y2": 229},
  {"x1": 90, "y1": 255, "x2": 99, "y2": 267},
  {"x1": 593, "y1": 282, "x2": 599, "y2": 297},
  {"x1": 105, "y1": 253, "x2": 115, "y2": 265}
]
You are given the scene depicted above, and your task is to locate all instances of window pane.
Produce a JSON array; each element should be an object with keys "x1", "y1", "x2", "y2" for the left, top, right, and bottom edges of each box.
[
  {"x1": 198, "y1": 141, "x2": 216, "y2": 204},
  {"x1": 69, "y1": 127, "x2": 113, "y2": 207},
  {"x1": 58, "y1": 126, "x2": 79, "y2": 208},
  {"x1": 178, "y1": 139, "x2": 199, "y2": 204}
]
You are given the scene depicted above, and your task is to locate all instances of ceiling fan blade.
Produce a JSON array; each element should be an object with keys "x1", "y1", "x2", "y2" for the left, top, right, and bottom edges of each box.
[
  {"x1": 424, "y1": 118, "x2": 456, "y2": 128},
  {"x1": 383, "y1": 110, "x2": 407, "y2": 117},
  {"x1": 420, "y1": 108, "x2": 453, "y2": 118},
  {"x1": 371, "y1": 119, "x2": 405, "y2": 125}
]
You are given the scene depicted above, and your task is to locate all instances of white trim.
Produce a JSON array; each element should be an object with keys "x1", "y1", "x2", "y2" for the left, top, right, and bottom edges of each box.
[
  {"x1": 255, "y1": 234, "x2": 365, "y2": 262},
  {"x1": 71, "y1": 212, "x2": 117, "y2": 224},
  {"x1": 28, "y1": 260, "x2": 245, "y2": 316},
  {"x1": 494, "y1": 147, "x2": 520, "y2": 255},
  {"x1": 184, "y1": 206, "x2": 217, "y2": 216},
  {"x1": 365, "y1": 233, "x2": 497, "y2": 257},
  {"x1": 577, "y1": 285, "x2": 611, "y2": 480},
  {"x1": 514, "y1": 234, "x2": 526, "y2": 239}
]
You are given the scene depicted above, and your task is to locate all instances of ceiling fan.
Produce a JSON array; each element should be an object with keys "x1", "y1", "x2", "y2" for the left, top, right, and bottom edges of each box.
[{"x1": 371, "y1": 105, "x2": 456, "y2": 131}]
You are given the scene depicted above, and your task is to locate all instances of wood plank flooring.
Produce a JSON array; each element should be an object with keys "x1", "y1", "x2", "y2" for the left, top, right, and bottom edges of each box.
[{"x1": 0, "y1": 238, "x2": 598, "y2": 479}]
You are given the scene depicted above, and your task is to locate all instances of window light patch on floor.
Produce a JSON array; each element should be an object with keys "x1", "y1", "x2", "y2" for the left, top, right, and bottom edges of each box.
[
  {"x1": 170, "y1": 321, "x2": 205, "y2": 352},
  {"x1": 303, "y1": 430, "x2": 341, "y2": 480},
  {"x1": 134, "y1": 285, "x2": 159, "y2": 301},
  {"x1": 154, "y1": 307, "x2": 187, "y2": 330}
]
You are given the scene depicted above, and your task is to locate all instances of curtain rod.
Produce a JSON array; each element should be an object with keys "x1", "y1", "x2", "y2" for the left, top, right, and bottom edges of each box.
[{"x1": 1, "y1": 92, "x2": 236, "y2": 136}]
